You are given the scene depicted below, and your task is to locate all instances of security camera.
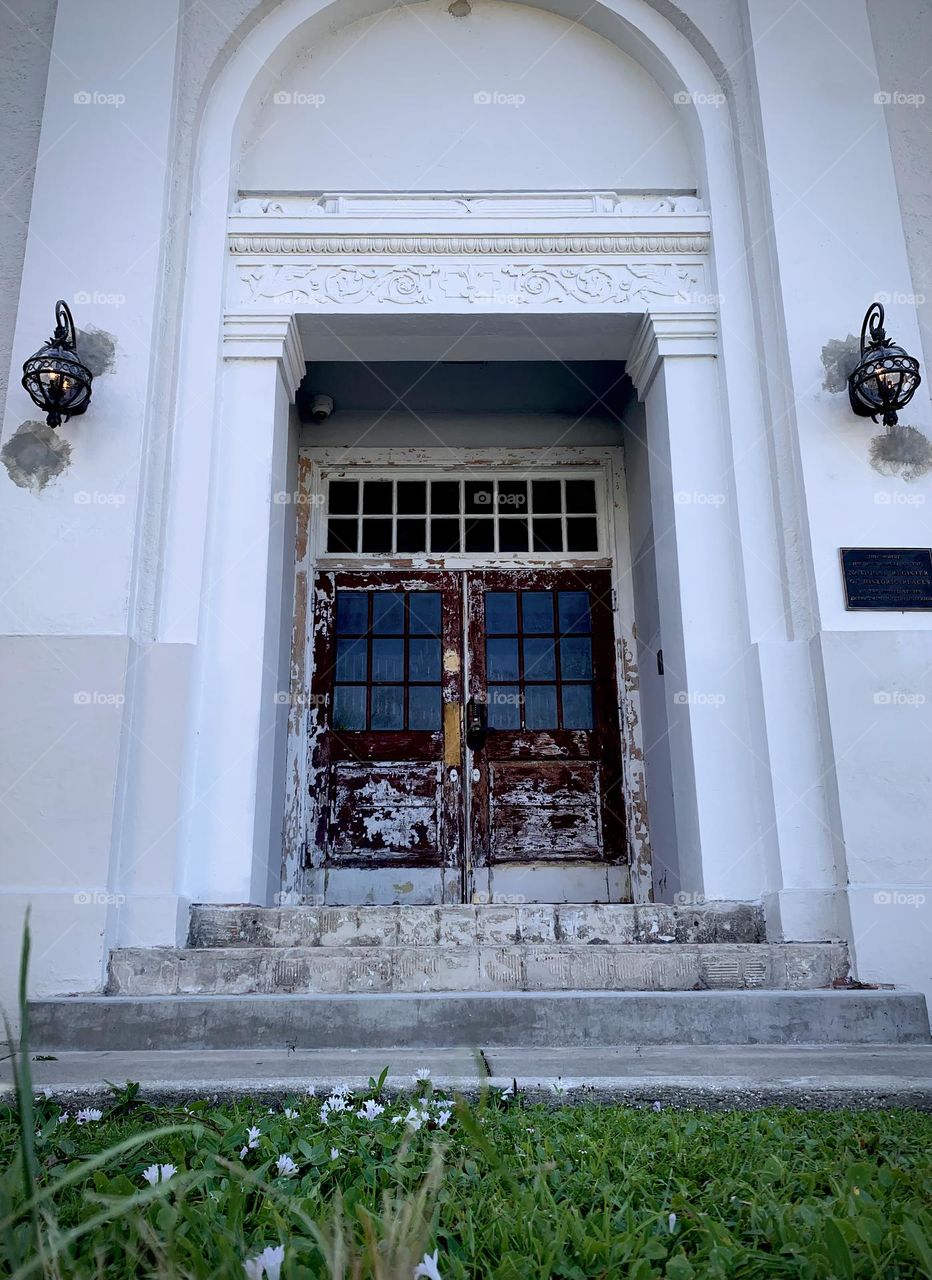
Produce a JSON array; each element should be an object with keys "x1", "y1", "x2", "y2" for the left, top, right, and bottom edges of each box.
[{"x1": 309, "y1": 394, "x2": 334, "y2": 423}]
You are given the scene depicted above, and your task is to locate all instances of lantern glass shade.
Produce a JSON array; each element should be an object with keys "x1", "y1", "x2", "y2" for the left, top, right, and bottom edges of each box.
[
  {"x1": 848, "y1": 303, "x2": 921, "y2": 427},
  {"x1": 21, "y1": 301, "x2": 93, "y2": 428}
]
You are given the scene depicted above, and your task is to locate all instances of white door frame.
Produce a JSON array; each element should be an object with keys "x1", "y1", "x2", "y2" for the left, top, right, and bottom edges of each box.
[{"x1": 283, "y1": 446, "x2": 651, "y2": 904}]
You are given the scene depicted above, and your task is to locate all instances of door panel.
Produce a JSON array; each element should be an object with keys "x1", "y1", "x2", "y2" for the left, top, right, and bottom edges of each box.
[
  {"x1": 307, "y1": 572, "x2": 463, "y2": 880},
  {"x1": 466, "y1": 570, "x2": 625, "y2": 878}
]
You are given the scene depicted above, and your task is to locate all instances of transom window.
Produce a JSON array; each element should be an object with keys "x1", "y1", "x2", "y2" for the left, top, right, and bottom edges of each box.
[{"x1": 324, "y1": 474, "x2": 600, "y2": 556}]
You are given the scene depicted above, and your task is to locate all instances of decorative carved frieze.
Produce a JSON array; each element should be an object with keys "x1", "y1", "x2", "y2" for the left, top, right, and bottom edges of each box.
[
  {"x1": 233, "y1": 261, "x2": 708, "y2": 309},
  {"x1": 232, "y1": 190, "x2": 705, "y2": 218}
]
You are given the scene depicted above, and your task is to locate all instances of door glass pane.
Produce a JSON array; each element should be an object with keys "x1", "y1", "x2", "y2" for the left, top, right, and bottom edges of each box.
[
  {"x1": 532, "y1": 518, "x2": 563, "y2": 552},
  {"x1": 558, "y1": 591, "x2": 591, "y2": 635},
  {"x1": 523, "y1": 637, "x2": 556, "y2": 680},
  {"x1": 464, "y1": 519, "x2": 494, "y2": 552},
  {"x1": 397, "y1": 481, "x2": 426, "y2": 514},
  {"x1": 465, "y1": 480, "x2": 494, "y2": 513},
  {"x1": 487, "y1": 637, "x2": 519, "y2": 681},
  {"x1": 431, "y1": 480, "x2": 460, "y2": 514},
  {"x1": 328, "y1": 520, "x2": 357, "y2": 553},
  {"x1": 522, "y1": 591, "x2": 554, "y2": 633},
  {"x1": 525, "y1": 684, "x2": 558, "y2": 728},
  {"x1": 566, "y1": 479, "x2": 597, "y2": 513},
  {"x1": 485, "y1": 592, "x2": 517, "y2": 633},
  {"x1": 372, "y1": 638, "x2": 404, "y2": 682},
  {"x1": 336, "y1": 592, "x2": 368, "y2": 634},
  {"x1": 361, "y1": 520, "x2": 392, "y2": 553},
  {"x1": 396, "y1": 519, "x2": 426, "y2": 553},
  {"x1": 532, "y1": 479, "x2": 561, "y2": 513},
  {"x1": 328, "y1": 480, "x2": 358, "y2": 515},
  {"x1": 430, "y1": 519, "x2": 460, "y2": 553},
  {"x1": 566, "y1": 518, "x2": 598, "y2": 552},
  {"x1": 372, "y1": 593, "x2": 404, "y2": 633},
  {"x1": 332, "y1": 685, "x2": 366, "y2": 730},
  {"x1": 362, "y1": 480, "x2": 393, "y2": 514},
  {"x1": 409, "y1": 592, "x2": 441, "y2": 635},
  {"x1": 408, "y1": 685, "x2": 441, "y2": 730},
  {"x1": 335, "y1": 637, "x2": 367, "y2": 682},
  {"x1": 560, "y1": 637, "x2": 593, "y2": 679},
  {"x1": 409, "y1": 638, "x2": 440, "y2": 682},
  {"x1": 562, "y1": 684, "x2": 593, "y2": 730},
  {"x1": 371, "y1": 686, "x2": 404, "y2": 730},
  {"x1": 498, "y1": 518, "x2": 529, "y2": 552},
  {"x1": 488, "y1": 686, "x2": 521, "y2": 729}
]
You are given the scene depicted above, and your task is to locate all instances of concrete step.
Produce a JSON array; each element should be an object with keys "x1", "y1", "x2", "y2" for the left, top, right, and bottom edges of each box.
[
  {"x1": 10, "y1": 1044, "x2": 932, "y2": 1108},
  {"x1": 28, "y1": 990, "x2": 930, "y2": 1051},
  {"x1": 107, "y1": 942, "x2": 847, "y2": 995},
  {"x1": 188, "y1": 901, "x2": 766, "y2": 948}
]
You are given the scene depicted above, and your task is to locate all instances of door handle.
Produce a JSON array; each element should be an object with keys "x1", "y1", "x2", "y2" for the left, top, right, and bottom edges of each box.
[{"x1": 465, "y1": 697, "x2": 488, "y2": 751}]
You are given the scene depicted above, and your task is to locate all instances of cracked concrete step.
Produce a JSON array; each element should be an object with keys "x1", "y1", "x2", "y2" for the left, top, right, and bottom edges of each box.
[
  {"x1": 28, "y1": 990, "x2": 930, "y2": 1051},
  {"x1": 107, "y1": 942, "x2": 848, "y2": 995},
  {"x1": 187, "y1": 902, "x2": 766, "y2": 949}
]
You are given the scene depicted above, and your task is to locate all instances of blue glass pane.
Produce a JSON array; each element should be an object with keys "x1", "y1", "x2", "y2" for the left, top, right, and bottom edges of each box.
[
  {"x1": 409, "y1": 638, "x2": 440, "y2": 682},
  {"x1": 522, "y1": 592, "x2": 554, "y2": 633},
  {"x1": 562, "y1": 684, "x2": 593, "y2": 730},
  {"x1": 371, "y1": 686, "x2": 404, "y2": 730},
  {"x1": 525, "y1": 684, "x2": 558, "y2": 729},
  {"x1": 409, "y1": 686, "x2": 441, "y2": 730},
  {"x1": 485, "y1": 592, "x2": 517, "y2": 633},
  {"x1": 372, "y1": 638, "x2": 404, "y2": 682},
  {"x1": 336, "y1": 592, "x2": 368, "y2": 635},
  {"x1": 409, "y1": 592, "x2": 441, "y2": 635},
  {"x1": 488, "y1": 685, "x2": 521, "y2": 729},
  {"x1": 487, "y1": 637, "x2": 519, "y2": 682},
  {"x1": 372, "y1": 593, "x2": 405, "y2": 634},
  {"x1": 335, "y1": 637, "x2": 367, "y2": 683},
  {"x1": 558, "y1": 591, "x2": 591, "y2": 635},
  {"x1": 332, "y1": 685, "x2": 366, "y2": 730},
  {"x1": 560, "y1": 636, "x2": 593, "y2": 679},
  {"x1": 523, "y1": 637, "x2": 556, "y2": 680}
]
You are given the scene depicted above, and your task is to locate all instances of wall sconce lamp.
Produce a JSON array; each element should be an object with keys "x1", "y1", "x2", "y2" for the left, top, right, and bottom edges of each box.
[
  {"x1": 848, "y1": 302, "x2": 921, "y2": 428},
  {"x1": 21, "y1": 301, "x2": 94, "y2": 428}
]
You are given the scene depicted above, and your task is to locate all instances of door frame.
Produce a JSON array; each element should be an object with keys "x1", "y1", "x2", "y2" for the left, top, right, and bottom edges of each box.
[{"x1": 282, "y1": 446, "x2": 653, "y2": 903}]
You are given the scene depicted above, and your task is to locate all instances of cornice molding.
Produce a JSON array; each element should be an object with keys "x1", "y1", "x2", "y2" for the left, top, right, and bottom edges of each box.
[
  {"x1": 228, "y1": 232, "x2": 710, "y2": 256},
  {"x1": 222, "y1": 313, "x2": 304, "y2": 397},
  {"x1": 627, "y1": 310, "x2": 719, "y2": 397}
]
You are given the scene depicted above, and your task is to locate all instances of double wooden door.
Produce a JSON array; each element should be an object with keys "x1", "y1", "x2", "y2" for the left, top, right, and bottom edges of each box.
[{"x1": 306, "y1": 568, "x2": 627, "y2": 901}]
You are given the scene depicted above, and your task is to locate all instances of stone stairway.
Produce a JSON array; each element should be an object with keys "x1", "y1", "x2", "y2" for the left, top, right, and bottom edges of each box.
[{"x1": 27, "y1": 903, "x2": 931, "y2": 1052}]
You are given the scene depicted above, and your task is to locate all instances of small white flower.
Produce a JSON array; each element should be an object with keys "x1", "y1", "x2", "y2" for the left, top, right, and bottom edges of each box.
[
  {"x1": 305, "y1": 1085, "x2": 316, "y2": 1097},
  {"x1": 668, "y1": 1212, "x2": 677, "y2": 1233},
  {"x1": 413, "y1": 1067, "x2": 431, "y2": 1082},
  {"x1": 75, "y1": 1108, "x2": 103, "y2": 1125},
  {"x1": 275, "y1": 1153, "x2": 299, "y2": 1178},
  {"x1": 58, "y1": 1112, "x2": 70, "y2": 1123},
  {"x1": 283, "y1": 1107, "x2": 299, "y2": 1119},
  {"x1": 240, "y1": 1124, "x2": 261, "y2": 1157},
  {"x1": 243, "y1": 1243, "x2": 285, "y2": 1280},
  {"x1": 330, "y1": 1147, "x2": 340, "y2": 1161},
  {"x1": 320, "y1": 1093, "x2": 349, "y2": 1123},
  {"x1": 403, "y1": 1105, "x2": 424, "y2": 1131},
  {"x1": 142, "y1": 1163, "x2": 176, "y2": 1186},
  {"x1": 414, "y1": 1248, "x2": 442, "y2": 1279},
  {"x1": 651, "y1": 1100, "x2": 663, "y2": 1112},
  {"x1": 357, "y1": 1099, "x2": 385, "y2": 1121},
  {"x1": 435, "y1": 1108, "x2": 452, "y2": 1128}
]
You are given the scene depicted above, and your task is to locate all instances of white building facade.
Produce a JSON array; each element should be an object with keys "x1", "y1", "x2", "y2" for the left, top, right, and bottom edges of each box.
[{"x1": 1, "y1": 0, "x2": 931, "y2": 1019}]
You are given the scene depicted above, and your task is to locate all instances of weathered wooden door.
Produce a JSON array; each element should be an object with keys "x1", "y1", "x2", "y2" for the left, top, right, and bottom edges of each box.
[
  {"x1": 307, "y1": 571, "x2": 465, "y2": 902},
  {"x1": 306, "y1": 567, "x2": 628, "y2": 902},
  {"x1": 464, "y1": 569, "x2": 628, "y2": 901}
]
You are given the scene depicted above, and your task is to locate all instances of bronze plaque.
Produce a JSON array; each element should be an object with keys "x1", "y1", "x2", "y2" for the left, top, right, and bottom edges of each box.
[{"x1": 840, "y1": 547, "x2": 932, "y2": 611}]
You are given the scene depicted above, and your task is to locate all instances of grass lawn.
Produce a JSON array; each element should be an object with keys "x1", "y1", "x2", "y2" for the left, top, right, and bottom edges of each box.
[{"x1": 2, "y1": 1073, "x2": 932, "y2": 1279}]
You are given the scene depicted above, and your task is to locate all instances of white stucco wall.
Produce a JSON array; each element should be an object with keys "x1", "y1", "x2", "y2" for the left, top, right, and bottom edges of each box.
[{"x1": 240, "y1": 0, "x2": 695, "y2": 192}]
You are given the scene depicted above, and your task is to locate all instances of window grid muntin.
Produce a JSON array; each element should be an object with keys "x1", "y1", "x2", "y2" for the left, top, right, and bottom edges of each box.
[{"x1": 324, "y1": 473, "x2": 601, "y2": 557}]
